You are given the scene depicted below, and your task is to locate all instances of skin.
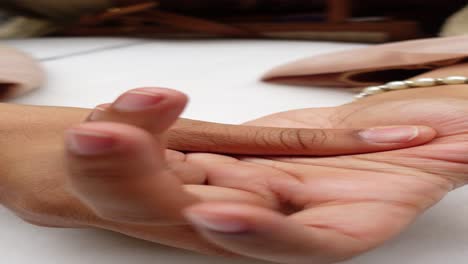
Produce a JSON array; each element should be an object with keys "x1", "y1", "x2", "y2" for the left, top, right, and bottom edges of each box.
[
  {"x1": 0, "y1": 88, "x2": 433, "y2": 255},
  {"x1": 2, "y1": 64, "x2": 468, "y2": 263},
  {"x1": 181, "y1": 66, "x2": 468, "y2": 263},
  {"x1": 191, "y1": 90, "x2": 467, "y2": 263}
]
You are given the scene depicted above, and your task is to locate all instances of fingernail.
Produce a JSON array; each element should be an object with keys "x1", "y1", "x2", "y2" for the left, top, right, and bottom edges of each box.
[
  {"x1": 185, "y1": 211, "x2": 249, "y2": 233},
  {"x1": 359, "y1": 126, "x2": 419, "y2": 143},
  {"x1": 86, "y1": 104, "x2": 111, "y2": 121},
  {"x1": 113, "y1": 88, "x2": 165, "y2": 112},
  {"x1": 66, "y1": 129, "x2": 116, "y2": 155}
]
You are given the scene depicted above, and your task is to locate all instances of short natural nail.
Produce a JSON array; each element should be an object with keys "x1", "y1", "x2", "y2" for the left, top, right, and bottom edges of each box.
[
  {"x1": 66, "y1": 129, "x2": 116, "y2": 155},
  {"x1": 86, "y1": 104, "x2": 110, "y2": 121},
  {"x1": 185, "y1": 211, "x2": 249, "y2": 233},
  {"x1": 113, "y1": 88, "x2": 165, "y2": 112},
  {"x1": 359, "y1": 126, "x2": 419, "y2": 144}
]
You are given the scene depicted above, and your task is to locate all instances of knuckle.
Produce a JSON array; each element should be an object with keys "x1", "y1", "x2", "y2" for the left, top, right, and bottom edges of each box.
[
  {"x1": 253, "y1": 128, "x2": 274, "y2": 148},
  {"x1": 275, "y1": 129, "x2": 331, "y2": 150},
  {"x1": 308, "y1": 129, "x2": 330, "y2": 146},
  {"x1": 285, "y1": 129, "x2": 309, "y2": 150}
]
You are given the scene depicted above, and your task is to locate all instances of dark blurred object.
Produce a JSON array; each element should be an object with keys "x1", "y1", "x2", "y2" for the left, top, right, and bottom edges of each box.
[
  {"x1": 441, "y1": 4, "x2": 468, "y2": 36},
  {"x1": 351, "y1": 0, "x2": 467, "y2": 36},
  {"x1": 158, "y1": 0, "x2": 324, "y2": 14},
  {"x1": 0, "y1": 8, "x2": 55, "y2": 38},
  {"x1": 1, "y1": 0, "x2": 466, "y2": 42},
  {"x1": 2, "y1": 0, "x2": 111, "y2": 20}
]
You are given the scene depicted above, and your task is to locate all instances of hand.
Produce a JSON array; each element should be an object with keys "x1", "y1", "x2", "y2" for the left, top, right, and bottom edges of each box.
[
  {"x1": 60, "y1": 87, "x2": 441, "y2": 262},
  {"x1": 0, "y1": 88, "x2": 433, "y2": 256},
  {"x1": 182, "y1": 84, "x2": 468, "y2": 263}
]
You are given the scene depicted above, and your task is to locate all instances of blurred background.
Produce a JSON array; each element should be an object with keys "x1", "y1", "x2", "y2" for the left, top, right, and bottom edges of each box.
[{"x1": 1, "y1": 0, "x2": 467, "y2": 42}]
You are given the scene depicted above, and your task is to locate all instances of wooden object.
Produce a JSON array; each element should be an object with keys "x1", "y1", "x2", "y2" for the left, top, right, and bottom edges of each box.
[{"x1": 60, "y1": 0, "x2": 423, "y2": 42}]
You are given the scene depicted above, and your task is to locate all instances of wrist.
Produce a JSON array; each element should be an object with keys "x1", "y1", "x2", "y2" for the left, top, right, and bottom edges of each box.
[{"x1": 0, "y1": 104, "x2": 90, "y2": 203}]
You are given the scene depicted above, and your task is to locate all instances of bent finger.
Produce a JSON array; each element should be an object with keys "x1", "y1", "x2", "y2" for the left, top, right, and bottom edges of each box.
[
  {"x1": 184, "y1": 203, "x2": 358, "y2": 264},
  {"x1": 65, "y1": 122, "x2": 198, "y2": 224}
]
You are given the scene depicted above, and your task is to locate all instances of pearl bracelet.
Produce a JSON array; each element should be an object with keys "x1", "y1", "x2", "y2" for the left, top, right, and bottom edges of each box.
[{"x1": 355, "y1": 76, "x2": 468, "y2": 99}]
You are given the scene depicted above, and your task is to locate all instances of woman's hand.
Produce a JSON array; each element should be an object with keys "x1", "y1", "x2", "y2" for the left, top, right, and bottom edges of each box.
[
  {"x1": 53, "y1": 84, "x2": 467, "y2": 264},
  {"x1": 58, "y1": 86, "x2": 464, "y2": 263},
  {"x1": 182, "y1": 84, "x2": 468, "y2": 263}
]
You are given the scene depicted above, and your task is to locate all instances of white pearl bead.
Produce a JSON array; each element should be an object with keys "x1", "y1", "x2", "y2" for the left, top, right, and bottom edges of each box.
[
  {"x1": 356, "y1": 75, "x2": 468, "y2": 100},
  {"x1": 386, "y1": 81, "x2": 408, "y2": 90},
  {"x1": 442, "y1": 76, "x2": 468, "y2": 85},
  {"x1": 376, "y1": 85, "x2": 390, "y2": 91},
  {"x1": 363, "y1": 86, "x2": 385, "y2": 94},
  {"x1": 355, "y1": 93, "x2": 368, "y2": 99},
  {"x1": 412, "y1": 78, "x2": 436, "y2": 87}
]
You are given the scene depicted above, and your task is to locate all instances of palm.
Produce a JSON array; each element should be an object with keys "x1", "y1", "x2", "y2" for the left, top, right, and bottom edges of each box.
[{"x1": 186, "y1": 97, "x2": 468, "y2": 258}]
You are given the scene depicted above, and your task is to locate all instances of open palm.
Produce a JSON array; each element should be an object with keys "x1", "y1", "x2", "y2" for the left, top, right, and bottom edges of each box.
[{"x1": 184, "y1": 95, "x2": 468, "y2": 263}]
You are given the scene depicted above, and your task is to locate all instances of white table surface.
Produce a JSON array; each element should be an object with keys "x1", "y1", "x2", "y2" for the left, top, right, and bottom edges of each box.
[{"x1": 2, "y1": 38, "x2": 468, "y2": 264}]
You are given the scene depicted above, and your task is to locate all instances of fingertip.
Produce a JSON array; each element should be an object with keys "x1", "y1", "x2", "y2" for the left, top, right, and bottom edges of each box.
[
  {"x1": 96, "y1": 103, "x2": 112, "y2": 111},
  {"x1": 133, "y1": 87, "x2": 188, "y2": 101},
  {"x1": 184, "y1": 203, "x2": 278, "y2": 234},
  {"x1": 86, "y1": 103, "x2": 112, "y2": 121},
  {"x1": 414, "y1": 125, "x2": 437, "y2": 142},
  {"x1": 358, "y1": 125, "x2": 437, "y2": 145},
  {"x1": 66, "y1": 121, "x2": 155, "y2": 156},
  {"x1": 184, "y1": 209, "x2": 250, "y2": 234},
  {"x1": 92, "y1": 87, "x2": 188, "y2": 133},
  {"x1": 65, "y1": 127, "x2": 117, "y2": 156},
  {"x1": 112, "y1": 87, "x2": 188, "y2": 113},
  {"x1": 68, "y1": 121, "x2": 144, "y2": 139}
]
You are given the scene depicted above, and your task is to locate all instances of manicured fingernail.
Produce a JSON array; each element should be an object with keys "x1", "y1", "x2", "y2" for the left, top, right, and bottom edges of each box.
[
  {"x1": 113, "y1": 88, "x2": 165, "y2": 112},
  {"x1": 185, "y1": 211, "x2": 249, "y2": 233},
  {"x1": 66, "y1": 129, "x2": 116, "y2": 155},
  {"x1": 359, "y1": 126, "x2": 419, "y2": 143},
  {"x1": 86, "y1": 104, "x2": 111, "y2": 121}
]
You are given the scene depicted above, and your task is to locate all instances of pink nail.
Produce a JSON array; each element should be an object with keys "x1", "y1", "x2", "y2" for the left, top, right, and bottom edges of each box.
[
  {"x1": 113, "y1": 88, "x2": 165, "y2": 112},
  {"x1": 66, "y1": 129, "x2": 116, "y2": 155},
  {"x1": 185, "y1": 211, "x2": 249, "y2": 233},
  {"x1": 359, "y1": 126, "x2": 419, "y2": 143},
  {"x1": 87, "y1": 104, "x2": 111, "y2": 121}
]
